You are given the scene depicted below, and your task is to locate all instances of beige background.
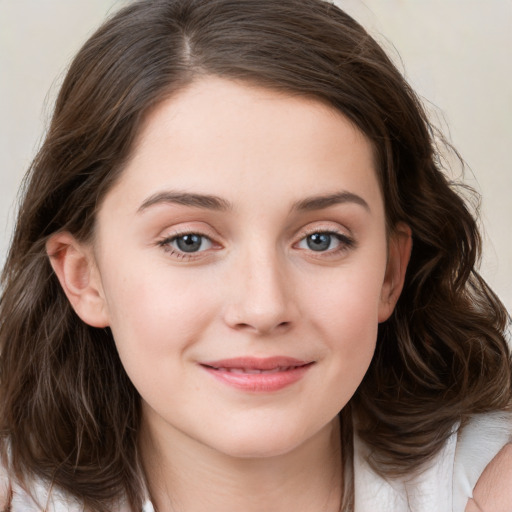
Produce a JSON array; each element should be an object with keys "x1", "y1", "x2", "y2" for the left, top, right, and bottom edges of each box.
[{"x1": 1, "y1": 0, "x2": 511, "y2": 312}]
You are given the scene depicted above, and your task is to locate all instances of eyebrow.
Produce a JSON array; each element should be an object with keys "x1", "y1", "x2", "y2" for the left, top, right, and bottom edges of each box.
[
  {"x1": 292, "y1": 191, "x2": 370, "y2": 212},
  {"x1": 137, "y1": 190, "x2": 370, "y2": 214},
  {"x1": 138, "y1": 191, "x2": 232, "y2": 213}
]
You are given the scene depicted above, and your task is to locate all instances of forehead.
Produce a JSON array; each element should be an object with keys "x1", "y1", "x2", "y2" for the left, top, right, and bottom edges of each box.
[{"x1": 101, "y1": 77, "x2": 383, "y2": 218}]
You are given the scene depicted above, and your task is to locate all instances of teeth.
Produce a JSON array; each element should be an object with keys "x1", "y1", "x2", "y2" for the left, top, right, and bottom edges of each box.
[{"x1": 216, "y1": 366, "x2": 293, "y2": 374}]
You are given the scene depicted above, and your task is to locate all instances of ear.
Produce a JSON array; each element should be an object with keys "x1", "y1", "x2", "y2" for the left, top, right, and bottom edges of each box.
[
  {"x1": 46, "y1": 232, "x2": 109, "y2": 328},
  {"x1": 378, "y1": 222, "x2": 412, "y2": 323}
]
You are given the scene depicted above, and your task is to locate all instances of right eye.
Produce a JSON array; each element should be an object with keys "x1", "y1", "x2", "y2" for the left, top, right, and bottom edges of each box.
[
  {"x1": 295, "y1": 231, "x2": 354, "y2": 254},
  {"x1": 299, "y1": 232, "x2": 339, "y2": 252},
  {"x1": 158, "y1": 233, "x2": 213, "y2": 254}
]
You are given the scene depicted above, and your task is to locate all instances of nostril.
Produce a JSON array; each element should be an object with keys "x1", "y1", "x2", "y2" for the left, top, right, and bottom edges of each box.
[
  {"x1": 230, "y1": 319, "x2": 292, "y2": 334},
  {"x1": 234, "y1": 322, "x2": 251, "y2": 329}
]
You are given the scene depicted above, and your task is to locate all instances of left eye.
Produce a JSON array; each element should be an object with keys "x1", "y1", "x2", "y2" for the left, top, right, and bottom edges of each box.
[
  {"x1": 168, "y1": 234, "x2": 213, "y2": 253},
  {"x1": 297, "y1": 232, "x2": 344, "y2": 252}
]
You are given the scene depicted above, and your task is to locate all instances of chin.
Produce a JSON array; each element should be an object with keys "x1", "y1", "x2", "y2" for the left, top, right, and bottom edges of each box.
[
  {"x1": 206, "y1": 418, "x2": 335, "y2": 461},
  {"x1": 216, "y1": 435, "x2": 304, "y2": 460}
]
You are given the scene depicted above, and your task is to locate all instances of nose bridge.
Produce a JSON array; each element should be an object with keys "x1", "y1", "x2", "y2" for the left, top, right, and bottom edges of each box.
[{"x1": 224, "y1": 238, "x2": 293, "y2": 334}]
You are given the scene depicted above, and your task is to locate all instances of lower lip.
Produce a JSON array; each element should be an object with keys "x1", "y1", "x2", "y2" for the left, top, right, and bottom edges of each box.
[{"x1": 201, "y1": 364, "x2": 313, "y2": 392}]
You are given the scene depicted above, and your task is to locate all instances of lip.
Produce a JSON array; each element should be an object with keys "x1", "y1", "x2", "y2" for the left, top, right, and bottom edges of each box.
[{"x1": 199, "y1": 357, "x2": 314, "y2": 392}]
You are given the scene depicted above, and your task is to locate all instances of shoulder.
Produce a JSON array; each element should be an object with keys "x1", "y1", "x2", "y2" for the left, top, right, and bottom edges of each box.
[
  {"x1": 353, "y1": 410, "x2": 512, "y2": 512},
  {"x1": 354, "y1": 421, "x2": 459, "y2": 511},
  {"x1": 466, "y1": 443, "x2": 512, "y2": 512},
  {"x1": 0, "y1": 450, "x2": 83, "y2": 512},
  {"x1": 453, "y1": 410, "x2": 512, "y2": 511},
  {"x1": 0, "y1": 449, "x2": 12, "y2": 510},
  {"x1": 0, "y1": 460, "x2": 136, "y2": 512},
  {"x1": 0, "y1": 442, "x2": 139, "y2": 512}
]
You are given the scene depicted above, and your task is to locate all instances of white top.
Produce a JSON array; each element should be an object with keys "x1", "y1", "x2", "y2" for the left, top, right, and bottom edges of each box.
[
  {"x1": 354, "y1": 411, "x2": 512, "y2": 511},
  {"x1": 1, "y1": 411, "x2": 511, "y2": 512}
]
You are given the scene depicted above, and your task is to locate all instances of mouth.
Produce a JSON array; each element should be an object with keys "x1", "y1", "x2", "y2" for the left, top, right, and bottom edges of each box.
[
  {"x1": 206, "y1": 366, "x2": 302, "y2": 374},
  {"x1": 199, "y1": 357, "x2": 315, "y2": 392}
]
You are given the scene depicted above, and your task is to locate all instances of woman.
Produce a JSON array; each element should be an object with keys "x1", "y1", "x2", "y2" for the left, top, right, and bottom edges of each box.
[{"x1": 1, "y1": 1, "x2": 511, "y2": 510}]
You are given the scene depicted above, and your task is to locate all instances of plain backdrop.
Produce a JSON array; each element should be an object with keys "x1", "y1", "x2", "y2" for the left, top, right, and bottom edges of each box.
[{"x1": 1, "y1": 0, "x2": 511, "y2": 312}]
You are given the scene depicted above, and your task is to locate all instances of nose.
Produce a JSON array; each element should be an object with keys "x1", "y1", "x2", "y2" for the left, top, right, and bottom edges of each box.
[{"x1": 222, "y1": 249, "x2": 296, "y2": 335}]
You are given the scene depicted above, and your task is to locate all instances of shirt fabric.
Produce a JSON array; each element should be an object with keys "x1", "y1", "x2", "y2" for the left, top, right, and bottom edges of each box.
[{"x1": 354, "y1": 411, "x2": 512, "y2": 511}]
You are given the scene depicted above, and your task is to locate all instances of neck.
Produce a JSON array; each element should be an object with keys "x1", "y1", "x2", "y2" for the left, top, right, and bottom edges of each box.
[{"x1": 140, "y1": 416, "x2": 342, "y2": 512}]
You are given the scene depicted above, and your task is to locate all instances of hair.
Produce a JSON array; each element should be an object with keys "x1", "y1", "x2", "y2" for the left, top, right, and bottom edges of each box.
[{"x1": 1, "y1": 0, "x2": 511, "y2": 510}]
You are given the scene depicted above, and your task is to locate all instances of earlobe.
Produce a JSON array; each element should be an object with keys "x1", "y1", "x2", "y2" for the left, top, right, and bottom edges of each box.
[
  {"x1": 378, "y1": 223, "x2": 412, "y2": 323},
  {"x1": 46, "y1": 232, "x2": 109, "y2": 328}
]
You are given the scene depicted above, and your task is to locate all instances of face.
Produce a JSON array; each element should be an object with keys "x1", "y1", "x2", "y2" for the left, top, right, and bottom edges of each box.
[{"x1": 64, "y1": 77, "x2": 409, "y2": 459}]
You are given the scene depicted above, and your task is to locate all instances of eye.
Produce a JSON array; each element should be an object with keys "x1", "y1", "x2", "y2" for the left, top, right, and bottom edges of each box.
[
  {"x1": 296, "y1": 231, "x2": 353, "y2": 252},
  {"x1": 160, "y1": 233, "x2": 213, "y2": 253}
]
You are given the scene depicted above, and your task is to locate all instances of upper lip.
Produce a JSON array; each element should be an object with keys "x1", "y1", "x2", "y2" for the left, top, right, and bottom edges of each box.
[{"x1": 200, "y1": 356, "x2": 312, "y2": 371}]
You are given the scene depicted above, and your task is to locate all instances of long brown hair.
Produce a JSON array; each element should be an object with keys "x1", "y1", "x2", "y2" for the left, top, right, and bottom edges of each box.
[{"x1": 1, "y1": 0, "x2": 510, "y2": 510}]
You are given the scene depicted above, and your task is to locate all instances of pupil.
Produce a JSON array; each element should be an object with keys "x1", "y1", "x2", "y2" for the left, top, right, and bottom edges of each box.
[
  {"x1": 307, "y1": 233, "x2": 331, "y2": 251},
  {"x1": 177, "y1": 234, "x2": 202, "y2": 252}
]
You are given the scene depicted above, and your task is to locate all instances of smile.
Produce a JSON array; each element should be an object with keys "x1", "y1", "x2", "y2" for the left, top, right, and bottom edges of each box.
[
  {"x1": 199, "y1": 357, "x2": 314, "y2": 392},
  {"x1": 213, "y1": 366, "x2": 298, "y2": 374}
]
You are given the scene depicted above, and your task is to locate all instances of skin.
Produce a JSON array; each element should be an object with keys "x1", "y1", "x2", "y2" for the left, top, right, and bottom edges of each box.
[
  {"x1": 46, "y1": 77, "x2": 509, "y2": 511},
  {"x1": 466, "y1": 443, "x2": 512, "y2": 512}
]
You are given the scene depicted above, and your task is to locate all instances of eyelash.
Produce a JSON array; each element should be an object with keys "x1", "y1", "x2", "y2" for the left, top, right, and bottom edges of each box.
[
  {"x1": 294, "y1": 228, "x2": 355, "y2": 256},
  {"x1": 157, "y1": 228, "x2": 355, "y2": 260},
  {"x1": 157, "y1": 231, "x2": 215, "y2": 260}
]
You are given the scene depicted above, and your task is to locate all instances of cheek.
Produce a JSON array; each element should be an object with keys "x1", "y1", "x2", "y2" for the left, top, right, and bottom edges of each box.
[
  {"x1": 306, "y1": 256, "x2": 386, "y2": 332},
  {"x1": 102, "y1": 269, "x2": 222, "y2": 406},
  {"x1": 320, "y1": 287, "x2": 379, "y2": 376},
  {"x1": 300, "y1": 252, "x2": 386, "y2": 380},
  {"x1": 101, "y1": 262, "x2": 220, "y2": 359}
]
